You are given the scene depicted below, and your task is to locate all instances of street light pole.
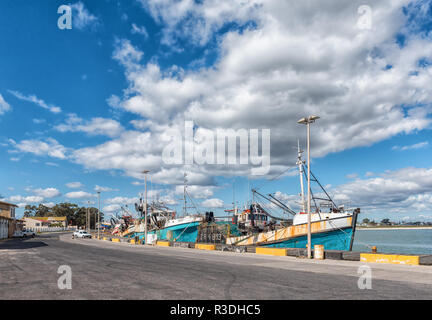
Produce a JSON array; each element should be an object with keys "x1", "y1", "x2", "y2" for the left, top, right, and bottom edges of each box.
[
  {"x1": 97, "y1": 191, "x2": 101, "y2": 239},
  {"x1": 87, "y1": 200, "x2": 90, "y2": 233},
  {"x1": 142, "y1": 170, "x2": 150, "y2": 245},
  {"x1": 297, "y1": 115, "x2": 320, "y2": 259}
]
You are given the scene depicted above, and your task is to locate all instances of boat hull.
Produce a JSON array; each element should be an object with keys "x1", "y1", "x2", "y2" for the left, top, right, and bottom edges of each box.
[
  {"x1": 262, "y1": 227, "x2": 354, "y2": 251},
  {"x1": 154, "y1": 221, "x2": 201, "y2": 242},
  {"x1": 134, "y1": 221, "x2": 201, "y2": 243},
  {"x1": 226, "y1": 212, "x2": 358, "y2": 251}
]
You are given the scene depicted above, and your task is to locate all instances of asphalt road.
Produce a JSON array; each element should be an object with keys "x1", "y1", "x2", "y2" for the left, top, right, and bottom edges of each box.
[{"x1": 0, "y1": 233, "x2": 431, "y2": 300}]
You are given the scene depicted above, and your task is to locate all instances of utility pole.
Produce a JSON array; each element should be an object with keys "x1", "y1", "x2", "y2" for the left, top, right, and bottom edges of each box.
[
  {"x1": 142, "y1": 170, "x2": 150, "y2": 245},
  {"x1": 297, "y1": 115, "x2": 320, "y2": 259},
  {"x1": 97, "y1": 191, "x2": 101, "y2": 239},
  {"x1": 87, "y1": 200, "x2": 90, "y2": 233}
]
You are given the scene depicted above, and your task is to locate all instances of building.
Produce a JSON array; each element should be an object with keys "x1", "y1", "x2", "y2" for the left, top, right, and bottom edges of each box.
[
  {"x1": 24, "y1": 217, "x2": 68, "y2": 229},
  {"x1": 0, "y1": 200, "x2": 17, "y2": 219},
  {"x1": 0, "y1": 201, "x2": 20, "y2": 239}
]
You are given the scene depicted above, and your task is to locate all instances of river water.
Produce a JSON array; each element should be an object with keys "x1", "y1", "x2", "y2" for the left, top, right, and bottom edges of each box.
[{"x1": 352, "y1": 228, "x2": 432, "y2": 255}]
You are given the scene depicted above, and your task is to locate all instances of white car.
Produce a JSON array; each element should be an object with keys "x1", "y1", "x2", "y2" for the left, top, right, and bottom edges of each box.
[
  {"x1": 13, "y1": 229, "x2": 36, "y2": 238},
  {"x1": 73, "y1": 230, "x2": 92, "y2": 239}
]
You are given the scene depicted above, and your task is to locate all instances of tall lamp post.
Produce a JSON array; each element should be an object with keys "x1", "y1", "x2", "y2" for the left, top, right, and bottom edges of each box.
[
  {"x1": 297, "y1": 115, "x2": 320, "y2": 259},
  {"x1": 97, "y1": 191, "x2": 101, "y2": 239},
  {"x1": 142, "y1": 170, "x2": 150, "y2": 245}
]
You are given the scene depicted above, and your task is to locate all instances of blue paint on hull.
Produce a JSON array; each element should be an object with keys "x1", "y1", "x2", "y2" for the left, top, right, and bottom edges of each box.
[
  {"x1": 262, "y1": 228, "x2": 354, "y2": 251},
  {"x1": 134, "y1": 221, "x2": 201, "y2": 243}
]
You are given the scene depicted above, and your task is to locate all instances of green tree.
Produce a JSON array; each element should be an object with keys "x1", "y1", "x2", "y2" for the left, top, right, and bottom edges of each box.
[
  {"x1": 381, "y1": 218, "x2": 391, "y2": 225},
  {"x1": 73, "y1": 207, "x2": 103, "y2": 229},
  {"x1": 24, "y1": 204, "x2": 51, "y2": 217},
  {"x1": 362, "y1": 218, "x2": 370, "y2": 224},
  {"x1": 51, "y1": 203, "x2": 79, "y2": 225}
]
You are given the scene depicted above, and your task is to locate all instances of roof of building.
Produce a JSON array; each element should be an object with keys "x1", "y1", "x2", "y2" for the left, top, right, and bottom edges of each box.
[
  {"x1": 0, "y1": 201, "x2": 18, "y2": 208},
  {"x1": 25, "y1": 216, "x2": 67, "y2": 221}
]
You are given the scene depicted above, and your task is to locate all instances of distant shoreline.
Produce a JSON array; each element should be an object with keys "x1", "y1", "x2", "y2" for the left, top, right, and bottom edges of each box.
[{"x1": 357, "y1": 226, "x2": 432, "y2": 230}]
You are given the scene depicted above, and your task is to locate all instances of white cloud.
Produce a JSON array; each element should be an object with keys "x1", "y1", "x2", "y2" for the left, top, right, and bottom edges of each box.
[
  {"x1": 11, "y1": 138, "x2": 68, "y2": 159},
  {"x1": 70, "y1": 2, "x2": 100, "y2": 30},
  {"x1": 0, "y1": 94, "x2": 11, "y2": 115},
  {"x1": 131, "y1": 23, "x2": 149, "y2": 38},
  {"x1": 42, "y1": 202, "x2": 55, "y2": 208},
  {"x1": 8, "y1": 195, "x2": 44, "y2": 204},
  {"x1": 137, "y1": 0, "x2": 259, "y2": 47},
  {"x1": 8, "y1": 90, "x2": 61, "y2": 113},
  {"x1": 102, "y1": 204, "x2": 121, "y2": 213},
  {"x1": 331, "y1": 167, "x2": 432, "y2": 214},
  {"x1": 201, "y1": 198, "x2": 224, "y2": 208},
  {"x1": 65, "y1": 191, "x2": 94, "y2": 199},
  {"x1": 346, "y1": 173, "x2": 358, "y2": 179},
  {"x1": 66, "y1": 182, "x2": 84, "y2": 189},
  {"x1": 95, "y1": 0, "x2": 432, "y2": 192},
  {"x1": 392, "y1": 141, "x2": 429, "y2": 151},
  {"x1": 105, "y1": 196, "x2": 139, "y2": 205},
  {"x1": 94, "y1": 185, "x2": 119, "y2": 192},
  {"x1": 33, "y1": 188, "x2": 61, "y2": 198},
  {"x1": 55, "y1": 113, "x2": 124, "y2": 137},
  {"x1": 14, "y1": 0, "x2": 432, "y2": 214}
]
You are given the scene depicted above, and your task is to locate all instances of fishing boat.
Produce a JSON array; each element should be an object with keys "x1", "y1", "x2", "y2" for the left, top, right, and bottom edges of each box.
[
  {"x1": 131, "y1": 174, "x2": 206, "y2": 244},
  {"x1": 225, "y1": 143, "x2": 360, "y2": 251}
]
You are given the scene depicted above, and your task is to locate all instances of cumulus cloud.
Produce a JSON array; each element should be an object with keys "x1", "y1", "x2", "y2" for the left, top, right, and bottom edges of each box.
[
  {"x1": 65, "y1": 191, "x2": 94, "y2": 199},
  {"x1": 330, "y1": 167, "x2": 432, "y2": 214},
  {"x1": 94, "y1": 185, "x2": 119, "y2": 192},
  {"x1": 8, "y1": 195, "x2": 44, "y2": 205},
  {"x1": 98, "y1": 0, "x2": 432, "y2": 190},
  {"x1": 0, "y1": 94, "x2": 11, "y2": 115},
  {"x1": 105, "y1": 196, "x2": 139, "y2": 205},
  {"x1": 70, "y1": 1, "x2": 100, "y2": 30},
  {"x1": 131, "y1": 23, "x2": 149, "y2": 38},
  {"x1": 32, "y1": 188, "x2": 61, "y2": 198},
  {"x1": 392, "y1": 141, "x2": 429, "y2": 151},
  {"x1": 201, "y1": 198, "x2": 224, "y2": 208},
  {"x1": 55, "y1": 113, "x2": 124, "y2": 137},
  {"x1": 137, "y1": 0, "x2": 259, "y2": 47},
  {"x1": 66, "y1": 182, "x2": 83, "y2": 189},
  {"x1": 8, "y1": 90, "x2": 61, "y2": 113},
  {"x1": 11, "y1": 138, "x2": 68, "y2": 159},
  {"x1": 16, "y1": 1, "x2": 432, "y2": 216}
]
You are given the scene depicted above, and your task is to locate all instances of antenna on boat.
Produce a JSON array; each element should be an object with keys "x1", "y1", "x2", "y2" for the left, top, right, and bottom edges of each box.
[
  {"x1": 297, "y1": 140, "x2": 306, "y2": 213},
  {"x1": 183, "y1": 173, "x2": 187, "y2": 217}
]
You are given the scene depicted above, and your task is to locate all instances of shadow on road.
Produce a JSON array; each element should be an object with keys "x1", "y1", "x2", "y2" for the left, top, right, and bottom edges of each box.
[{"x1": 0, "y1": 238, "x2": 48, "y2": 250}]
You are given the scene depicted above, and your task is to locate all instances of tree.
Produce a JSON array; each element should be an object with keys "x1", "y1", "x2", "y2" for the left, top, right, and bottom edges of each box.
[
  {"x1": 362, "y1": 218, "x2": 370, "y2": 224},
  {"x1": 23, "y1": 204, "x2": 51, "y2": 217},
  {"x1": 51, "y1": 203, "x2": 79, "y2": 225},
  {"x1": 74, "y1": 207, "x2": 103, "y2": 229},
  {"x1": 381, "y1": 218, "x2": 391, "y2": 225}
]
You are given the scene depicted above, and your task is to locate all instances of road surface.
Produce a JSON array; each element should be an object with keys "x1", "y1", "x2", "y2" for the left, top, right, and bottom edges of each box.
[{"x1": 0, "y1": 233, "x2": 431, "y2": 299}]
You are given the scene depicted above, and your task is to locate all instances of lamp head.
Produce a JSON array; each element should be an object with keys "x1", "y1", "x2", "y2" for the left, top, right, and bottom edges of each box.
[{"x1": 297, "y1": 117, "x2": 308, "y2": 124}]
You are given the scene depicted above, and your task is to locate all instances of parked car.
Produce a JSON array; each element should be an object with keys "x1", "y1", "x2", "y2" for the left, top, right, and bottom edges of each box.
[
  {"x1": 73, "y1": 230, "x2": 92, "y2": 239},
  {"x1": 12, "y1": 229, "x2": 35, "y2": 238}
]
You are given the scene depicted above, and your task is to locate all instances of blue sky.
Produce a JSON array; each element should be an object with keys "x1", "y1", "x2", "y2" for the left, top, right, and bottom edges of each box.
[{"x1": 1, "y1": 0, "x2": 432, "y2": 222}]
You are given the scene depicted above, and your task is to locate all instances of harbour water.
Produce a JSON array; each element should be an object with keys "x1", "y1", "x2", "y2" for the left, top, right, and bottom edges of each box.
[{"x1": 352, "y1": 228, "x2": 432, "y2": 255}]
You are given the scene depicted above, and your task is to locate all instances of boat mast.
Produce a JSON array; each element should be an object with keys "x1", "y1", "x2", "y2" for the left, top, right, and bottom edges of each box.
[
  {"x1": 297, "y1": 140, "x2": 306, "y2": 213},
  {"x1": 183, "y1": 173, "x2": 187, "y2": 217}
]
